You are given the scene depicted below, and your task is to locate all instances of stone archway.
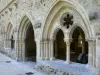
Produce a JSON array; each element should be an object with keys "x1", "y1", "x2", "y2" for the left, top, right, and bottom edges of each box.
[
  {"x1": 41, "y1": 0, "x2": 95, "y2": 68},
  {"x1": 17, "y1": 15, "x2": 36, "y2": 62},
  {"x1": 70, "y1": 27, "x2": 88, "y2": 64},
  {"x1": 54, "y1": 29, "x2": 66, "y2": 60}
]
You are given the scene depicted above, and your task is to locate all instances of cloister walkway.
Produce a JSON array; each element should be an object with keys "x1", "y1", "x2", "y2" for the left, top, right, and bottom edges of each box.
[{"x1": 0, "y1": 53, "x2": 44, "y2": 75}]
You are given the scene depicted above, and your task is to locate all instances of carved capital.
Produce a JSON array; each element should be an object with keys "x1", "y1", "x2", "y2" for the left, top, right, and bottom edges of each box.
[
  {"x1": 87, "y1": 39, "x2": 96, "y2": 45},
  {"x1": 64, "y1": 38, "x2": 72, "y2": 45}
]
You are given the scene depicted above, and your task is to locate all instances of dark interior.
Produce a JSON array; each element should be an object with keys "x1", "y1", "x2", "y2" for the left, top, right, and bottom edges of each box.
[
  {"x1": 70, "y1": 27, "x2": 88, "y2": 64},
  {"x1": 54, "y1": 29, "x2": 66, "y2": 60},
  {"x1": 25, "y1": 24, "x2": 36, "y2": 62},
  {"x1": 11, "y1": 36, "x2": 14, "y2": 49}
]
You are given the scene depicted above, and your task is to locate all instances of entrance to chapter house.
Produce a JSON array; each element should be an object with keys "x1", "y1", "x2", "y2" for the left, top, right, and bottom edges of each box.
[
  {"x1": 70, "y1": 27, "x2": 88, "y2": 64},
  {"x1": 25, "y1": 24, "x2": 36, "y2": 62},
  {"x1": 54, "y1": 29, "x2": 66, "y2": 60}
]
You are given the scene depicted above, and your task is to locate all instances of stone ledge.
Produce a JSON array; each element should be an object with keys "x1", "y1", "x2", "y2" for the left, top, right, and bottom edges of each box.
[
  {"x1": 36, "y1": 60, "x2": 97, "y2": 75},
  {"x1": 0, "y1": 49, "x2": 16, "y2": 60}
]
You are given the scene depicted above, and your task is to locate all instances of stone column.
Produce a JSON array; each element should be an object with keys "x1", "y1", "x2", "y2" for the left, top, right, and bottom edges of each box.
[
  {"x1": 17, "y1": 39, "x2": 25, "y2": 61},
  {"x1": 42, "y1": 41, "x2": 45, "y2": 60},
  {"x1": 64, "y1": 39, "x2": 72, "y2": 64},
  {"x1": 48, "y1": 40, "x2": 51, "y2": 59},
  {"x1": 88, "y1": 39, "x2": 95, "y2": 68},
  {"x1": 49, "y1": 39, "x2": 54, "y2": 60},
  {"x1": 21, "y1": 39, "x2": 25, "y2": 61},
  {"x1": 13, "y1": 31, "x2": 19, "y2": 61},
  {"x1": 42, "y1": 40, "x2": 49, "y2": 60},
  {"x1": 4, "y1": 39, "x2": 7, "y2": 49},
  {"x1": 45, "y1": 41, "x2": 49, "y2": 60},
  {"x1": 17, "y1": 40, "x2": 21, "y2": 61},
  {"x1": 4, "y1": 39, "x2": 7, "y2": 48},
  {"x1": 40, "y1": 41, "x2": 43, "y2": 59},
  {"x1": 3, "y1": 32, "x2": 6, "y2": 49},
  {"x1": 15, "y1": 40, "x2": 19, "y2": 61},
  {"x1": 67, "y1": 43, "x2": 70, "y2": 64},
  {"x1": 8, "y1": 39, "x2": 11, "y2": 49},
  {"x1": 43, "y1": 41, "x2": 46, "y2": 60},
  {"x1": 88, "y1": 40, "x2": 93, "y2": 67},
  {"x1": 40, "y1": 41, "x2": 45, "y2": 60},
  {"x1": 35, "y1": 40, "x2": 41, "y2": 60},
  {"x1": 93, "y1": 40, "x2": 96, "y2": 68}
]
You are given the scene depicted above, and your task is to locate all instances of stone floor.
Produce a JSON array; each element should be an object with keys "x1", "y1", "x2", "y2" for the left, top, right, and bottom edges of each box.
[
  {"x1": 0, "y1": 53, "x2": 98, "y2": 75},
  {"x1": 37, "y1": 60, "x2": 97, "y2": 75},
  {"x1": 0, "y1": 53, "x2": 44, "y2": 75}
]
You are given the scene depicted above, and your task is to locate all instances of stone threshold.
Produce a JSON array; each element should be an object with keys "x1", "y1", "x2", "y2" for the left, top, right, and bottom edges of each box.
[{"x1": 36, "y1": 60, "x2": 97, "y2": 75}]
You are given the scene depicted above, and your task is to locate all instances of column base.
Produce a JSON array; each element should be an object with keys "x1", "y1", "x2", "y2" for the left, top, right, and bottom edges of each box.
[
  {"x1": 64, "y1": 61, "x2": 71, "y2": 64},
  {"x1": 16, "y1": 56, "x2": 23, "y2": 62},
  {"x1": 86, "y1": 64, "x2": 96, "y2": 71},
  {"x1": 39, "y1": 57, "x2": 45, "y2": 60},
  {"x1": 37, "y1": 57, "x2": 42, "y2": 60},
  {"x1": 50, "y1": 57, "x2": 55, "y2": 61},
  {"x1": 45, "y1": 57, "x2": 49, "y2": 60}
]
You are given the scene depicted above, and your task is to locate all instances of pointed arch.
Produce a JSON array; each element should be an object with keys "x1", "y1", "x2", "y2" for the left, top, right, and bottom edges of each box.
[
  {"x1": 49, "y1": 27, "x2": 65, "y2": 40},
  {"x1": 42, "y1": 0, "x2": 95, "y2": 40},
  {"x1": 18, "y1": 15, "x2": 35, "y2": 40},
  {"x1": 17, "y1": 15, "x2": 36, "y2": 61},
  {"x1": 69, "y1": 24, "x2": 87, "y2": 39}
]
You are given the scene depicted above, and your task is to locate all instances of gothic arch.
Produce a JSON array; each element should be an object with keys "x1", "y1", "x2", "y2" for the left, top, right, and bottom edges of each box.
[
  {"x1": 40, "y1": 0, "x2": 96, "y2": 67},
  {"x1": 17, "y1": 15, "x2": 36, "y2": 61},
  {"x1": 42, "y1": 0, "x2": 95, "y2": 40},
  {"x1": 49, "y1": 26, "x2": 65, "y2": 40},
  {"x1": 50, "y1": 28, "x2": 64, "y2": 40},
  {"x1": 5, "y1": 22, "x2": 14, "y2": 50},
  {"x1": 18, "y1": 15, "x2": 32, "y2": 40},
  {"x1": 69, "y1": 24, "x2": 87, "y2": 39}
]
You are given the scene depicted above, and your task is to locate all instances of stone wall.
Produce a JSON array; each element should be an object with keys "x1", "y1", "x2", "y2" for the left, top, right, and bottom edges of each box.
[{"x1": 0, "y1": 0, "x2": 13, "y2": 11}]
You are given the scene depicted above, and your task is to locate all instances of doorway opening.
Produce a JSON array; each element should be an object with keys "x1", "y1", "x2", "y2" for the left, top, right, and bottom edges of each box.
[
  {"x1": 70, "y1": 27, "x2": 88, "y2": 64},
  {"x1": 11, "y1": 36, "x2": 14, "y2": 49},
  {"x1": 25, "y1": 24, "x2": 36, "y2": 62},
  {"x1": 54, "y1": 29, "x2": 66, "y2": 60}
]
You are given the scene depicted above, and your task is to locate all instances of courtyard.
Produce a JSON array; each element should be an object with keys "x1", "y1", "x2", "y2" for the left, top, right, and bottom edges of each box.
[{"x1": 0, "y1": 53, "x2": 44, "y2": 75}]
